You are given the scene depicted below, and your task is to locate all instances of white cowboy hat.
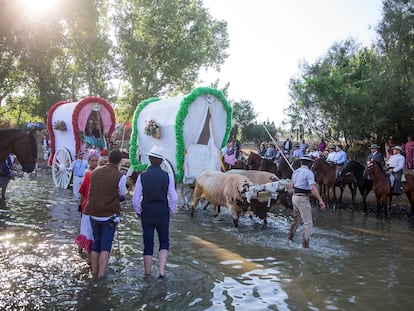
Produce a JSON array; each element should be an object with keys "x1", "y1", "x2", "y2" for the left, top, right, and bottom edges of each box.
[
  {"x1": 299, "y1": 155, "x2": 315, "y2": 162},
  {"x1": 146, "y1": 146, "x2": 164, "y2": 159},
  {"x1": 391, "y1": 145, "x2": 403, "y2": 152}
]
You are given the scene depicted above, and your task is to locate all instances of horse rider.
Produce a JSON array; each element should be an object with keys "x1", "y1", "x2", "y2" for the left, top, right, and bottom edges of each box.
[
  {"x1": 292, "y1": 143, "x2": 302, "y2": 160},
  {"x1": 334, "y1": 144, "x2": 347, "y2": 178},
  {"x1": 307, "y1": 145, "x2": 320, "y2": 159},
  {"x1": 259, "y1": 142, "x2": 276, "y2": 171},
  {"x1": 258, "y1": 142, "x2": 267, "y2": 157},
  {"x1": 326, "y1": 145, "x2": 336, "y2": 162},
  {"x1": 386, "y1": 145, "x2": 405, "y2": 195},
  {"x1": 367, "y1": 143, "x2": 384, "y2": 166},
  {"x1": 288, "y1": 155, "x2": 326, "y2": 248}
]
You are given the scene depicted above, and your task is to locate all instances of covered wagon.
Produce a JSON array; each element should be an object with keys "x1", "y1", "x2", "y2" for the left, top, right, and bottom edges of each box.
[
  {"x1": 46, "y1": 96, "x2": 116, "y2": 188},
  {"x1": 129, "y1": 87, "x2": 232, "y2": 184}
]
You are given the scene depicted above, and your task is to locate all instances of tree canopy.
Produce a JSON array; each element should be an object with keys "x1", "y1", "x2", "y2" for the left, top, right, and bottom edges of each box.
[
  {"x1": 287, "y1": 0, "x2": 414, "y2": 147},
  {"x1": 0, "y1": 0, "x2": 229, "y2": 124}
]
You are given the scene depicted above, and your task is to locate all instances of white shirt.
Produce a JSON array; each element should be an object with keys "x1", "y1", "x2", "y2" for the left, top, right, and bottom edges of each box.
[
  {"x1": 326, "y1": 151, "x2": 336, "y2": 162},
  {"x1": 387, "y1": 153, "x2": 405, "y2": 172}
]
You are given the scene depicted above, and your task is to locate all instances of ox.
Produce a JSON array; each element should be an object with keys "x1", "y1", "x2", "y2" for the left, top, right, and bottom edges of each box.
[{"x1": 191, "y1": 170, "x2": 253, "y2": 227}]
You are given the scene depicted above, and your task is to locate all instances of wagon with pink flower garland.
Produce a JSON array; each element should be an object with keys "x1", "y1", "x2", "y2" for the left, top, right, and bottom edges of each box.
[{"x1": 46, "y1": 96, "x2": 116, "y2": 188}]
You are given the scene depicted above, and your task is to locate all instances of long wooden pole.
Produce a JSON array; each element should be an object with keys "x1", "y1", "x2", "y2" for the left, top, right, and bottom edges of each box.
[{"x1": 262, "y1": 124, "x2": 294, "y2": 172}]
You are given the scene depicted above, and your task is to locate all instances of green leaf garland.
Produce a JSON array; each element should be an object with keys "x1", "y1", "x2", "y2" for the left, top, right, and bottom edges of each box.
[{"x1": 129, "y1": 87, "x2": 232, "y2": 183}]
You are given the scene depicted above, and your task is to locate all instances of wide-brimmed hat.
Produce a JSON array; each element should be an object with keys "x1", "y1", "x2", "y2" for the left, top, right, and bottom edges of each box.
[
  {"x1": 76, "y1": 151, "x2": 84, "y2": 156},
  {"x1": 299, "y1": 155, "x2": 315, "y2": 162},
  {"x1": 369, "y1": 143, "x2": 380, "y2": 149},
  {"x1": 328, "y1": 145, "x2": 335, "y2": 150},
  {"x1": 391, "y1": 145, "x2": 403, "y2": 152},
  {"x1": 146, "y1": 146, "x2": 164, "y2": 159}
]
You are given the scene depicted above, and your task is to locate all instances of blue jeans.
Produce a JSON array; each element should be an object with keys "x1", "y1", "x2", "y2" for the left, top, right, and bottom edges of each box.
[{"x1": 90, "y1": 218, "x2": 116, "y2": 252}]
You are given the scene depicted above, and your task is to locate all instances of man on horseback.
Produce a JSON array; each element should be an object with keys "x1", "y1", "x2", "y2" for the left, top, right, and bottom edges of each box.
[
  {"x1": 259, "y1": 142, "x2": 276, "y2": 171},
  {"x1": 326, "y1": 145, "x2": 336, "y2": 162},
  {"x1": 334, "y1": 144, "x2": 347, "y2": 179},
  {"x1": 386, "y1": 145, "x2": 405, "y2": 195},
  {"x1": 368, "y1": 143, "x2": 384, "y2": 166}
]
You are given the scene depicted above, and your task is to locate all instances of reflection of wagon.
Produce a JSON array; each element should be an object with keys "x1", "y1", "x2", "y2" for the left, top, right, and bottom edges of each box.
[
  {"x1": 46, "y1": 96, "x2": 116, "y2": 188},
  {"x1": 129, "y1": 87, "x2": 232, "y2": 184}
]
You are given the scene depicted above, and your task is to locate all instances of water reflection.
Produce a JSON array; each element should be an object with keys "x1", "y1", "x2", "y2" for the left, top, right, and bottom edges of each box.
[{"x1": 0, "y1": 168, "x2": 414, "y2": 310}]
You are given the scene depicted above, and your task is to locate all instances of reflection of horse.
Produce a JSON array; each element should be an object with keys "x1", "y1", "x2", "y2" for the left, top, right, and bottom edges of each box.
[
  {"x1": 0, "y1": 129, "x2": 38, "y2": 173},
  {"x1": 363, "y1": 160, "x2": 392, "y2": 219},
  {"x1": 340, "y1": 160, "x2": 372, "y2": 212}
]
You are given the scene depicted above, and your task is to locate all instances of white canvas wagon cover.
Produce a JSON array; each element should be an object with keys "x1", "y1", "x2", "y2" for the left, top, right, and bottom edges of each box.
[
  {"x1": 46, "y1": 96, "x2": 116, "y2": 164},
  {"x1": 129, "y1": 87, "x2": 232, "y2": 184}
]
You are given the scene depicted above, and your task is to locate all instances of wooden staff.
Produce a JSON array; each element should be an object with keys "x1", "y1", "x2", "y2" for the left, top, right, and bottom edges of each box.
[{"x1": 262, "y1": 124, "x2": 294, "y2": 172}]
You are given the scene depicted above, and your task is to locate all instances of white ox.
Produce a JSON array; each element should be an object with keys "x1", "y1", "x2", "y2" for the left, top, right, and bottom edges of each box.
[{"x1": 191, "y1": 170, "x2": 253, "y2": 227}]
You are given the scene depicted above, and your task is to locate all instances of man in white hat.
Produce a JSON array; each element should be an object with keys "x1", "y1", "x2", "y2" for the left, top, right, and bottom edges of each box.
[
  {"x1": 288, "y1": 155, "x2": 325, "y2": 248},
  {"x1": 132, "y1": 146, "x2": 178, "y2": 278},
  {"x1": 386, "y1": 145, "x2": 405, "y2": 195}
]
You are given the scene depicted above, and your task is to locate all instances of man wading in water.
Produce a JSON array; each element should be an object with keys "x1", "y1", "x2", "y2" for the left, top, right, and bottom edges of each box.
[{"x1": 288, "y1": 155, "x2": 326, "y2": 248}]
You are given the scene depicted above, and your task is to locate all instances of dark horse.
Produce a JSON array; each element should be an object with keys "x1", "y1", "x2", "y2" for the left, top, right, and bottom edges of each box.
[
  {"x1": 340, "y1": 160, "x2": 372, "y2": 212},
  {"x1": 0, "y1": 129, "x2": 38, "y2": 173}
]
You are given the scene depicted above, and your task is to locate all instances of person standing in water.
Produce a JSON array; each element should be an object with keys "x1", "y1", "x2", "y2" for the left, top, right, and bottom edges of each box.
[{"x1": 132, "y1": 146, "x2": 178, "y2": 278}]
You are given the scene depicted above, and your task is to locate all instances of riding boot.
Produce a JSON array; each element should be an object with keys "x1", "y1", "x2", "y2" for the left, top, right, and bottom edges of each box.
[{"x1": 302, "y1": 239, "x2": 310, "y2": 248}]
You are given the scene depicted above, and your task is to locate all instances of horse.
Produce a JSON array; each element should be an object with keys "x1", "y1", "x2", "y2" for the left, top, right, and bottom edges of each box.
[
  {"x1": 340, "y1": 160, "x2": 372, "y2": 212},
  {"x1": 363, "y1": 160, "x2": 392, "y2": 219},
  {"x1": 311, "y1": 158, "x2": 339, "y2": 205},
  {"x1": 277, "y1": 157, "x2": 300, "y2": 179},
  {"x1": 0, "y1": 129, "x2": 38, "y2": 173},
  {"x1": 245, "y1": 152, "x2": 278, "y2": 175}
]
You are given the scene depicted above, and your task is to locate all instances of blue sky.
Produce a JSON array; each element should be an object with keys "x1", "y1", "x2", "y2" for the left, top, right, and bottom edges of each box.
[{"x1": 200, "y1": 0, "x2": 384, "y2": 126}]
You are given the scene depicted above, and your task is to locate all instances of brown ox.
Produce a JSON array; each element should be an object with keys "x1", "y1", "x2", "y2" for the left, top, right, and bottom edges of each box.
[{"x1": 191, "y1": 170, "x2": 253, "y2": 227}]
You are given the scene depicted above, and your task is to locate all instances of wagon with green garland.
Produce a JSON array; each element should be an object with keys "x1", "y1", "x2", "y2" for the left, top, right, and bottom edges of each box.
[{"x1": 128, "y1": 87, "x2": 232, "y2": 199}]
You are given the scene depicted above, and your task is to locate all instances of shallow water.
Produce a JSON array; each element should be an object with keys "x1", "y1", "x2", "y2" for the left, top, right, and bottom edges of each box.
[{"x1": 1, "y1": 168, "x2": 414, "y2": 310}]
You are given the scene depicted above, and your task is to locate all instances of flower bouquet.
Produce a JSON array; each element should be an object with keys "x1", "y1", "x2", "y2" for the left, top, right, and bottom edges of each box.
[
  {"x1": 53, "y1": 120, "x2": 67, "y2": 131},
  {"x1": 144, "y1": 119, "x2": 160, "y2": 138}
]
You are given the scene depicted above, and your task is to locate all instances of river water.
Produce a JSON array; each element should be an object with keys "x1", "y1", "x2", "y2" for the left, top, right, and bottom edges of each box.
[{"x1": 1, "y1": 167, "x2": 414, "y2": 310}]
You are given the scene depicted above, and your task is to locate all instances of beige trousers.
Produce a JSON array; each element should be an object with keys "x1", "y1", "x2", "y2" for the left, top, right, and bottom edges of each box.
[{"x1": 291, "y1": 194, "x2": 313, "y2": 242}]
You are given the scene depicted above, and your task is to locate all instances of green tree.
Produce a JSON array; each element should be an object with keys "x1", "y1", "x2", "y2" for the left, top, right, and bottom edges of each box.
[
  {"x1": 376, "y1": 0, "x2": 414, "y2": 141},
  {"x1": 114, "y1": 0, "x2": 229, "y2": 117}
]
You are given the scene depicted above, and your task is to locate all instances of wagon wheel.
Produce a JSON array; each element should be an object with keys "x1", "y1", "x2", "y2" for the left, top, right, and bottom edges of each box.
[{"x1": 52, "y1": 148, "x2": 73, "y2": 189}]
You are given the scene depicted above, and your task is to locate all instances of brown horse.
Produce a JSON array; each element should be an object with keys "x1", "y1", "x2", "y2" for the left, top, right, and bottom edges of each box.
[
  {"x1": 311, "y1": 158, "x2": 338, "y2": 204},
  {"x1": 363, "y1": 160, "x2": 392, "y2": 219},
  {"x1": 402, "y1": 174, "x2": 414, "y2": 219},
  {"x1": 0, "y1": 129, "x2": 38, "y2": 173},
  {"x1": 245, "y1": 152, "x2": 278, "y2": 175}
]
